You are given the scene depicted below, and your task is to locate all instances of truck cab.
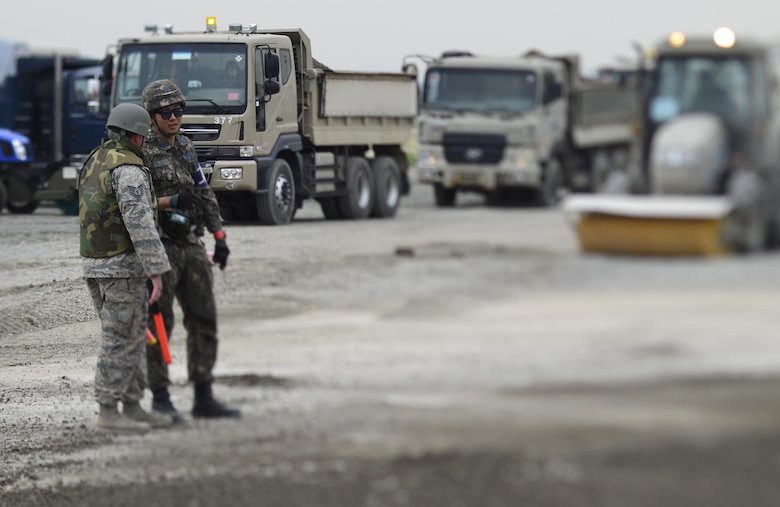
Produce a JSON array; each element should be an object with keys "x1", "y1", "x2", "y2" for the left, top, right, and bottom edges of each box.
[{"x1": 0, "y1": 51, "x2": 109, "y2": 214}]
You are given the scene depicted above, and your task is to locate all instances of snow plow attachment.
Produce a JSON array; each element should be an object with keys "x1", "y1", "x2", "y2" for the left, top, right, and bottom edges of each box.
[{"x1": 561, "y1": 194, "x2": 734, "y2": 256}]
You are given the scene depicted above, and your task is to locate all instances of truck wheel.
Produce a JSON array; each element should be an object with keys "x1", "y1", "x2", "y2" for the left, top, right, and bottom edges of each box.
[
  {"x1": 337, "y1": 157, "x2": 374, "y2": 219},
  {"x1": 257, "y1": 159, "x2": 295, "y2": 225},
  {"x1": 0, "y1": 179, "x2": 7, "y2": 213},
  {"x1": 319, "y1": 197, "x2": 343, "y2": 220},
  {"x1": 370, "y1": 156, "x2": 401, "y2": 218},
  {"x1": 433, "y1": 183, "x2": 456, "y2": 207},
  {"x1": 6, "y1": 176, "x2": 39, "y2": 214},
  {"x1": 728, "y1": 171, "x2": 766, "y2": 253},
  {"x1": 536, "y1": 158, "x2": 564, "y2": 207}
]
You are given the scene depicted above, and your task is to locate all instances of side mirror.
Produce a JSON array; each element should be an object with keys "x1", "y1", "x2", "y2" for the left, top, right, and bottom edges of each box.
[
  {"x1": 544, "y1": 82, "x2": 563, "y2": 104},
  {"x1": 264, "y1": 53, "x2": 280, "y2": 79},
  {"x1": 101, "y1": 55, "x2": 113, "y2": 80},
  {"x1": 264, "y1": 79, "x2": 280, "y2": 96}
]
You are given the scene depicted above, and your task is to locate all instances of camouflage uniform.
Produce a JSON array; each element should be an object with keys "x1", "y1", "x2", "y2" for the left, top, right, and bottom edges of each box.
[
  {"x1": 143, "y1": 128, "x2": 224, "y2": 390},
  {"x1": 80, "y1": 139, "x2": 170, "y2": 406}
]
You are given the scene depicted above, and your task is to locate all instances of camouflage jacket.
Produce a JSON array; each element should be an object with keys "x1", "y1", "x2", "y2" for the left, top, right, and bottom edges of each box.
[
  {"x1": 143, "y1": 129, "x2": 223, "y2": 243},
  {"x1": 80, "y1": 140, "x2": 171, "y2": 279}
]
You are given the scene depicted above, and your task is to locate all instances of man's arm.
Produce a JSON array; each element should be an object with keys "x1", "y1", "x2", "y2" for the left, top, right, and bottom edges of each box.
[{"x1": 113, "y1": 165, "x2": 171, "y2": 277}]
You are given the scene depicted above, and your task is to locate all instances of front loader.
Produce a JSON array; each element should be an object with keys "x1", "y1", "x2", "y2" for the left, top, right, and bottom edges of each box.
[{"x1": 562, "y1": 28, "x2": 780, "y2": 256}]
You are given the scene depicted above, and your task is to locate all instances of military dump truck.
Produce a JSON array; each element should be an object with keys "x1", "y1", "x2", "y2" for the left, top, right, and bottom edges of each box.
[
  {"x1": 563, "y1": 28, "x2": 780, "y2": 255},
  {"x1": 111, "y1": 18, "x2": 417, "y2": 225},
  {"x1": 408, "y1": 50, "x2": 641, "y2": 207},
  {"x1": 0, "y1": 40, "x2": 110, "y2": 215}
]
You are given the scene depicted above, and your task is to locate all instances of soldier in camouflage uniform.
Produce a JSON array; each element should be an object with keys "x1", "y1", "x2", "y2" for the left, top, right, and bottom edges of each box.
[
  {"x1": 141, "y1": 79, "x2": 240, "y2": 420},
  {"x1": 79, "y1": 103, "x2": 174, "y2": 434}
]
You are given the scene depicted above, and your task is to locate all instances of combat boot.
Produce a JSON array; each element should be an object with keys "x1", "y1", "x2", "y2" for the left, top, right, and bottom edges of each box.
[
  {"x1": 123, "y1": 401, "x2": 174, "y2": 428},
  {"x1": 97, "y1": 403, "x2": 151, "y2": 434},
  {"x1": 192, "y1": 382, "x2": 241, "y2": 419},
  {"x1": 152, "y1": 388, "x2": 184, "y2": 424}
]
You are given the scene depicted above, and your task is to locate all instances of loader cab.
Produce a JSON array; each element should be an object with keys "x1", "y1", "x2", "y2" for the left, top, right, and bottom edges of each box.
[
  {"x1": 641, "y1": 33, "x2": 771, "y2": 182},
  {"x1": 647, "y1": 56, "x2": 752, "y2": 134}
]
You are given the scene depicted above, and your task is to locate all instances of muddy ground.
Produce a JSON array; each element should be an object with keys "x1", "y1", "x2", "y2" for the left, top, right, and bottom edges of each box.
[{"x1": 2, "y1": 182, "x2": 780, "y2": 506}]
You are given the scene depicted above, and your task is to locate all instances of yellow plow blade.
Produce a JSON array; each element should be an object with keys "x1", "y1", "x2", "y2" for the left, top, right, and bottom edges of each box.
[{"x1": 562, "y1": 195, "x2": 734, "y2": 257}]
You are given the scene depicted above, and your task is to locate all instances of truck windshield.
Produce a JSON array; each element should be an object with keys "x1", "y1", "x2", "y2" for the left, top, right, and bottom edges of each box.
[
  {"x1": 114, "y1": 42, "x2": 248, "y2": 114},
  {"x1": 648, "y1": 56, "x2": 752, "y2": 129},
  {"x1": 423, "y1": 68, "x2": 537, "y2": 113}
]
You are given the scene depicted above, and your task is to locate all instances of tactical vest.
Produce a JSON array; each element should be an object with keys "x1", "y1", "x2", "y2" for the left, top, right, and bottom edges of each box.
[{"x1": 79, "y1": 139, "x2": 158, "y2": 258}]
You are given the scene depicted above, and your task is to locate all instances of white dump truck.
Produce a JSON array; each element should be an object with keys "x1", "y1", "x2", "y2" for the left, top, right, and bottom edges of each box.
[
  {"x1": 563, "y1": 28, "x2": 780, "y2": 255},
  {"x1": 408, "y1": 50, "x2": 641, "y2": 207},
  {"x1": 110, "y1": 18, "x2": 417, "y2": 224}
]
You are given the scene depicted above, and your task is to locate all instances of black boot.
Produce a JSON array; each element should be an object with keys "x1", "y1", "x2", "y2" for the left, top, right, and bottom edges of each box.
[
  {"x1": 192, "y1": 382, "x2": 241, "y2": 418},
  {"x1": 152, "y1": 388, "x2": 184, "y2": 424}
]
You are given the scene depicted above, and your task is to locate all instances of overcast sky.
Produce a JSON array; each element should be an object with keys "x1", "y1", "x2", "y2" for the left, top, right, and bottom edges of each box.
[{"x1": 8, "y1": 0, "x2": 779, "y2": 74}]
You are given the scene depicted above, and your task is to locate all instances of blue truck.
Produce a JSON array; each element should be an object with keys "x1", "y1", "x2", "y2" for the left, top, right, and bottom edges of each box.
[
  {"x1": 0, "y1": 127, "x2": 34, "y2": 212},
  {"x1": 0, "y1": 39, "x2": 111, "y2": 215}
]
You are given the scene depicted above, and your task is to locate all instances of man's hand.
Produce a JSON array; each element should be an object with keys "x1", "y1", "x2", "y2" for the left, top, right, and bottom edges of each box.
[
  {"x1": 213, "y1": 231, "x2": 230, "y2": 270},
  {"x1": 169, "y1": 192, "x2": 201, "y2": 211},
  {"x1": 148, "y1": 274, "x2": 163, "y2": 304}
]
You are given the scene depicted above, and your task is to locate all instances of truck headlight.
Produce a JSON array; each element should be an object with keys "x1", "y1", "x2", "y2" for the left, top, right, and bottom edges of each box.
[
  {"x1": 416, "y1": 149, "x2": 437, "y2": 166},
  {"x1": 239, "y1": 146, "x2": 254, "y2": 157},
  {"x1": 12, "y1": 139, "x2": 29, "y2": 161},
  {"x1": 220, "y1": 168, "x2": 243, "y2": 180}
]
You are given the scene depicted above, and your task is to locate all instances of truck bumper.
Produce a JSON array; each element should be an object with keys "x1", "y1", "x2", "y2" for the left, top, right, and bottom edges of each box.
[
  {"x1": 415, "y1": 145, "x2": 541, "y2": 191},
  {"x1": 208, "y1": 158, "x2": 269, "y2": 194}
]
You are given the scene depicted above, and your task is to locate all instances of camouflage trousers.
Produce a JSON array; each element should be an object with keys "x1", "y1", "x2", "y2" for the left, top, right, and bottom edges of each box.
[
  {"x1": 147, "y1": 238, "x2": 218, "y2": 390},
  {"x1": 87, "y1": 277, "x2": 148, "y2": 406}
]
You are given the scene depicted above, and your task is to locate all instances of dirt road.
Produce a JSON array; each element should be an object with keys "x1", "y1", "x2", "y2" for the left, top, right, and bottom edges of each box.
[{"x1": 2, "y1": 183, "x2": 780, "y2": 506}]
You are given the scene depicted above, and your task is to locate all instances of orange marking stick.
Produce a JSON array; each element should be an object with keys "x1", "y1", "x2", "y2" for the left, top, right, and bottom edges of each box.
[
  {"x1": 150, "y1": 302, "x2": 172, "y2": 365},
  {"x1": 146, "y1": 328, "x2": 157, "y2": 345}
]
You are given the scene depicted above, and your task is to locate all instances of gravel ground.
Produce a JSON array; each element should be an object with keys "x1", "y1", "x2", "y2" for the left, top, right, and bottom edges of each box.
[{"x1": 2, "y1": 182, "x2": 780, "y2": 506}]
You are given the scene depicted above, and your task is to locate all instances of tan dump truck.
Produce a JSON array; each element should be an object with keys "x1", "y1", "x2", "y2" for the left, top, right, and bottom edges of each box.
[
  {"x1": 408, "y1": 50, "x2": 641, "y2": 207},
  {"x1": 562, "y1": 28, "x2": 780, "y2": 255},
  {"x1": 110, "y1": 18, "x2": 417, "y2": 224}
]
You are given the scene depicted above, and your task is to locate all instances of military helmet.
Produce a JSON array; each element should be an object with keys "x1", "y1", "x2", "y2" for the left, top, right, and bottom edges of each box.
[
  {"x1": 142, "y1": 79, "x2": 186, "y2": 112},
  {"x1": 106, "y1": 103, "x2": 151, "y2": 136}
]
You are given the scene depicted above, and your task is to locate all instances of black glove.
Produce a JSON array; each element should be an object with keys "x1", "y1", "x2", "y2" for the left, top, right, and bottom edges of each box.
[
  {"x1": 169, "y1": 192, "x2": 201, "y2": 211},
  {"x1": 213, "y1": 238, "x2": 230, "y2": 270}
]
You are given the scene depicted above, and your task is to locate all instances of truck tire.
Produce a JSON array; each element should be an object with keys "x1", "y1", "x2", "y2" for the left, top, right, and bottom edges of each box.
[
  {"x1": 5, "y1": 175, "x2": 39, "y2": 214},
  {"x1": 434, "y1": 184, "x2": 456, "y2": 207},
  {"x1": 257, "y1": 159, "x2": 295, "y2": 225},
  {"x1": 337, "y1": 157, "x2": 374, "y2": 219},
  {"x1": 536, "y1": 158, "x2": 564, "y2": 207},
  {"x1": 0, "y1": 179, "x2": 7, "y2": 214},
  {"x1": 370, "y1": 156, "x2": 401, "y2": 218}
]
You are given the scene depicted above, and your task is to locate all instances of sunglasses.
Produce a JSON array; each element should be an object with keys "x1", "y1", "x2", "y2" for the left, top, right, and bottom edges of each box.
[{"x1": 157, "y1": 107, "x2": 184, "y2": 120}]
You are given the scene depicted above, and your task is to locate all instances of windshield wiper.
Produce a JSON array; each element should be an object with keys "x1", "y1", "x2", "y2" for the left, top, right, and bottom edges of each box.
[{"x1": 186, "y1": 98, "x2": 229, "y2": 113}]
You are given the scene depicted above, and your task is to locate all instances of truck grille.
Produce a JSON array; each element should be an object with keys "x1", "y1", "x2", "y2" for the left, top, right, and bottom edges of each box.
[
  {"x1": 181, "y1": 123, "x2": 221, "y2": 142},
  {"x1": 443, "y1": 133, "x2": 506, "y2": 165}
]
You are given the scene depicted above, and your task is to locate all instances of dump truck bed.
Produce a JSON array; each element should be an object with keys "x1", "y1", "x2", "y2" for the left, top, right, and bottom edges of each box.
[
  {"x1": 571, "y1": 84, "x2": 640, "y2": 148},
  {"x1": 302, "y1": 71, "x2": 417, "y2": 147}
]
